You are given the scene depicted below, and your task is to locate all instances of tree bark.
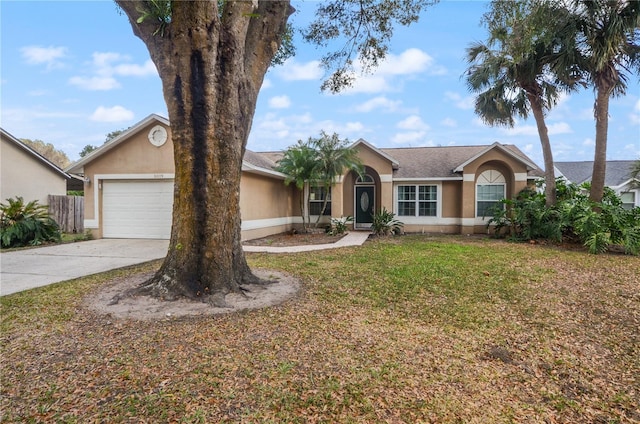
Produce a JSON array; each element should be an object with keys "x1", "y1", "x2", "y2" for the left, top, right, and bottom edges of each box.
[
  {"x1": 527, "y1": 92, "x2": 556, "y2": 206},
  {"x1": 116, "y1": 1, "x2": 293, "y2": 303},
  {"x1": 590, "y1": 85, "x2": 611, "y2": 205}
]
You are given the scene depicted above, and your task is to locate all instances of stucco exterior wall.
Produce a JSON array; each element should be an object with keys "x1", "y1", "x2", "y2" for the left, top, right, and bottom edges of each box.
[
  {"x1": 460, "y1": 148, "x2": 531, "y2": 234},
  {"x1": 239, "y1": 172, "x2": 295, "y2": 239},
  {"x1": 82, "y1": 123, "x2": 175, "y2": 238},
  {"x1": 441, "y1": 180, "x2": 462, "y2": 218},
  {"x1": 0, "y1": 136, "x2": 67, "y2": 205}
]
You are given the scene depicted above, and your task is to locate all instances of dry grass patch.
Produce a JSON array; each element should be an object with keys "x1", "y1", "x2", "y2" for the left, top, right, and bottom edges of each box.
[{"x1": 1, "y1": 235, "x2": 638, "y2": 423}]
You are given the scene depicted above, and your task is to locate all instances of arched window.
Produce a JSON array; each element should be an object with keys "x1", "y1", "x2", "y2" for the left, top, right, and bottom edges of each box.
[
  {"x1": 355, "y1": 174, "x2": 374, "y2": 184},
  {"x1": 476, "y1": 170, "x2": 505, "y2": 217}
]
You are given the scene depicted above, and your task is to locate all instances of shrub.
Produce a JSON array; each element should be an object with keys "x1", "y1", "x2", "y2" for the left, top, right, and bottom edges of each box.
[
  {"x1": 0, "y1": 197, "x2": 61, "y2": 248},
  {"x1": 328, "y1": 216, "x2": 353, "y2": 236},
  {"x1": 488, "y1": 180, "x2": 640, "y2": 255},
  {"x1": 371, "y1": 207, "x2": 403, "y2": 236}
]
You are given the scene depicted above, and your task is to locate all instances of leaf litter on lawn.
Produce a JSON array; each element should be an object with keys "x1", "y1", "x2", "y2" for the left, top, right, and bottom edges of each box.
[{"x1": 1, "y1": 235, "x2": 639, "y2": 423}]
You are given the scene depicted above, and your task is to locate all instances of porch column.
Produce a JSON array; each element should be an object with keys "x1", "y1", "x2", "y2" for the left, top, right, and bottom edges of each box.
[
  {"x1": 332, "y1": 177, "x2": 344, "y2": 218},
  {"x1": 460, "y1": 173, "x2": 476, "y2": 234},
  {"x1": 380, "y1": 174, "x2": 394, "y2": 213}
]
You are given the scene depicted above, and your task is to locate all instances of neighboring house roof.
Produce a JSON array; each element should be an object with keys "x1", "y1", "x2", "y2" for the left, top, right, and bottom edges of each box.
[
  {"x1": 380, "y1": 142, "x2": 542, "y2": 179},
  {"x1": 1, "y1": 127, "x2": 71, "y2": 180},
  {"x1": 554, "y1": 161, "x2": 638, "y2": 189}
]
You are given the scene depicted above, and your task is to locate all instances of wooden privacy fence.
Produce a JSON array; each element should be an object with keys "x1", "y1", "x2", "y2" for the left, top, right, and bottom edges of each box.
[{"x1": 48, "y1": 195, "x2": 84, "y2": 233}]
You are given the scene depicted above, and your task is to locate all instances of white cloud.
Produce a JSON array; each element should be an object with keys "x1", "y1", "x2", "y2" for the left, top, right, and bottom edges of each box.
[
  {"x1": 21, "y1": 45, "x2": 68, "y2": 70},
  {"x1": 89, "y1": 106, "x2": 134, "y2": 122},
  {"x1": 69, "y1": 76, "x2": 120, "y2": 91},
  {"x1": 631, "y1": 99, "x2": 640, "y2": 125},
  {"x1": 445, "y1": 91, "x2": 474, "y2": 110},
  {"x1": 583, "y1": 138, "x2": 595, "y2": 147},
  {"x1": 376, "y1": 48, "x2": 441, "y2": 76},
  {"x1": 391, "y1": 131, "x2": 428, "y2": 145},
  {"x1": 354, "y1": 96, "x2": 402, "y2": 113},
  {"x1": 114, "y1": 60, "x2": 157, "y2": 77},
  {"x1": 397, "y1": 115, "x2": 430, "y2": 131},
  {"x1": 500, "y1": 121, "x2": 572, "y2": 136},
  {"x1": 341, "y1": 48, "x2": 446, "y2": 95},
  {"x1": 69, "y1": 52, "x2": 157, "y2": 91},
  {"x1": 441, "y1": 117, "x2": 457, "y2": 128},
  {"x1": 345, "y1": 75, "x2": 392, "y2": 94},
  {"x1": 624, "y1": 143, "x2": 640, "y2": 156},
  {"x1": 277, "y1": 59, "x2": 323, "y2": 81},
  {"x1": 268, "y1": 95, "x2": 291, "y2": 109}
]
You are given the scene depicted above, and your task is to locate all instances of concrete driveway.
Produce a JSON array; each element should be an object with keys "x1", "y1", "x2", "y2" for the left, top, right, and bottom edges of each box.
[{"x1": 0, "y1": 239, "x2": 169, "y2": 296}]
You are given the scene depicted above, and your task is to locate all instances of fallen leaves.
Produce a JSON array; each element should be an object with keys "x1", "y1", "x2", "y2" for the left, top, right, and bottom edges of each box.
[{"x1": 1, "y1": 235, "x2": 639, "y2": 423}]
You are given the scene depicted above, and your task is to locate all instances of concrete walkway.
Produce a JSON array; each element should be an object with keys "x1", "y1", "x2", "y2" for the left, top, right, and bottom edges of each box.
[{"x1": 0, "y1": 232, "x2": 369, "y2": 296}]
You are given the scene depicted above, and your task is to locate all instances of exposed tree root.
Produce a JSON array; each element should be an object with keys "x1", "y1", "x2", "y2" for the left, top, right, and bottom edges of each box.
[{"x1": 108, "y1": 270, "x2": 278, "y2": 308}]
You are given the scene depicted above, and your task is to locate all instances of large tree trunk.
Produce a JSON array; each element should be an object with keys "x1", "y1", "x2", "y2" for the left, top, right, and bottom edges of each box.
[
  {"x1": 116, "y1": 1, "x2": 292, "y2": 304},
  {"x1": 527, "y1": 93, "x2": 556, "y2": 206},
  {"x1": 590, "y1": 85, "x2": 611, "y2": 204}
]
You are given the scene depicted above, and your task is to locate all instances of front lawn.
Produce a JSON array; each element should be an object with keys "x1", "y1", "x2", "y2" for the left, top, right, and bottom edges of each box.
[{"x1": 1, "y1": 235, "x2": 638, "y2": 423}]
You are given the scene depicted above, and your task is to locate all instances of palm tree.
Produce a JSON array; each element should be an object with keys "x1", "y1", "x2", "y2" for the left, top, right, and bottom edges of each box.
[
  {"x1": 311, "y1": 132, "x2": 363, "y2": 226},
  {"x1": 466, "y1": 1, "x2": 577, "y2": 206},
  {"x1": 563, "y1": 0, "x2": 640, "y2": 203},
  {"x1": 275, "y1": 141, "x2": 319, "y2": 232}
]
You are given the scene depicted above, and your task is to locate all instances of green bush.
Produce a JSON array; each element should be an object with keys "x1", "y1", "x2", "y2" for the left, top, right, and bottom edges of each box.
[
  {"x1": 488, "y1": 180, "x2": 640, "y2": 255},
  {"x1": 328, "y1": 216, "x2": 353, "y2": 236},
  {"x1": 0, "y1": 197, "x2": 61, "y2": 248},
  {"x1": 371, "y1": 207, "x2": 403, "y2": 236}
]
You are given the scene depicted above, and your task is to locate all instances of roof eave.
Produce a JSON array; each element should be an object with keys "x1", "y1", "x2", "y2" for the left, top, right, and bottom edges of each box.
[{"x1": 66, "y1": 113, "x2": 169, "y2": 174}]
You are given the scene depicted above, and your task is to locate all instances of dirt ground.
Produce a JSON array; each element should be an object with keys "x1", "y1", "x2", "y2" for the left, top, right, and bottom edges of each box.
[
  {"x1": 84, "y1": 268, "x2": 301, "y2": 321},
  {"x1": 83, "y1": 232, "x2": 346, "y2": 321},
  {"x1": 242, "y1": 231, "x2": 345, "y2": 247}
]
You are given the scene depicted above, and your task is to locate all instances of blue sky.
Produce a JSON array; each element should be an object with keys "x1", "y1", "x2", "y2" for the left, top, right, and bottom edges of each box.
[{"x1": 1, "y1": 0, "x2": 639, "y2": 166}]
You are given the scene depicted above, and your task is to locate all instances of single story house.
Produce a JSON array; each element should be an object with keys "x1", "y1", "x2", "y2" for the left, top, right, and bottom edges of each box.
[
  {"x1": 67, "y1": 114, "x2": 543, "y2": 240},
  {"x1": 1, "y1": 127, "x2": 70, "y2": 205},
  {"x1": 554, "y1": 161, "x2": 640, "y2": 210}
]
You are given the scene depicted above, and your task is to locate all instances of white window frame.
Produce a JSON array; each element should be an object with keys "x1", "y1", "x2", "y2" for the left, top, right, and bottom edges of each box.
[
  {"x1": 476, "y1": 170, "x2": 506, "y2": 218},
  {"x1": 309, "y1": 186, "x2": 331, "y2": 216},
  {"x1": 620, "y1": 191, "x2": 637, "y2": 210},
  {"x1": 396, "y1": 184, "x2": 439, "y2": 218}
]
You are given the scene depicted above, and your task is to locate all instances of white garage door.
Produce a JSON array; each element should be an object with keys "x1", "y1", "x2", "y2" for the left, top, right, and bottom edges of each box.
[{"x1": 102, "y1": 180, "x2": 174, "y2": 239}]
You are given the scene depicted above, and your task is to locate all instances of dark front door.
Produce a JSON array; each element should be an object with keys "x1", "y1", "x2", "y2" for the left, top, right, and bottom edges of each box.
[{"x1": 355, "y1": 186, "x2": 375, "y2": 228}]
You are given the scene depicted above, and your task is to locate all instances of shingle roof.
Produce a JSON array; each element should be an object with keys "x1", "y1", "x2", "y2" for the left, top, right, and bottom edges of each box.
[
  {"x1": 554, "y1": 161, "x2": 638, "y2": 187},
  {"x1": 249, "y1": 143, "x2": 542, "y2": 179},
  {"x1": 380, "y1": 144, "x2": 542, "y2": 179},
  {"x1": 243, "y1": 149, "x2": 279, "y2": 170}
]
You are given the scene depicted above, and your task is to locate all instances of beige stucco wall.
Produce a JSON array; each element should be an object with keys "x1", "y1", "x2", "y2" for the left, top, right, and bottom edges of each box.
[
  {"x1": 0, "y1": 136, "x2": 67, "y2": 205},
  {"x1": 338, "y1": 144, "x2": 395, "y2": 223},
  {"x1": 460, "y1": 148, "x2": 531, "y2": 234},
  {"x1": 82, "y1": 122, "x2": 175, "y2": 238},
  {"x1": 81, "y1": 121, "x2": 295, "y2": 240},
  {"x1": 239, "y1": 172, "x2": 295, "y2": 239},
  {"x1": 441, "y1": 180, "x2": 462, "y2": 218}
]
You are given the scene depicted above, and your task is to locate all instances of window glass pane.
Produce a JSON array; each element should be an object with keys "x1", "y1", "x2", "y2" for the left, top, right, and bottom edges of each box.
[
  {"x1": 419, "y1": 185, "x2": 437, "y2": 201},
  {"x1": 621, "y1": 192, "x2": 636, "y2": 210},
  {"x1": 309, "y1": 202, "x2": 331, "y2": 216},
  {"x1": 419, "y1": 201, "x2": 436, "y2": 216},
  {"x1": 398, "y1": 202, "x2": 415, "y2": 216},
  {"x1": 309, "y1": 187, "x2": 331, "y2": 215},
  {"x1": 398, "y1": 186, "x2": 416, "y2": 201},
  {"x1": 477, "y1": 184, "x2": 504, "y2": 216}
]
